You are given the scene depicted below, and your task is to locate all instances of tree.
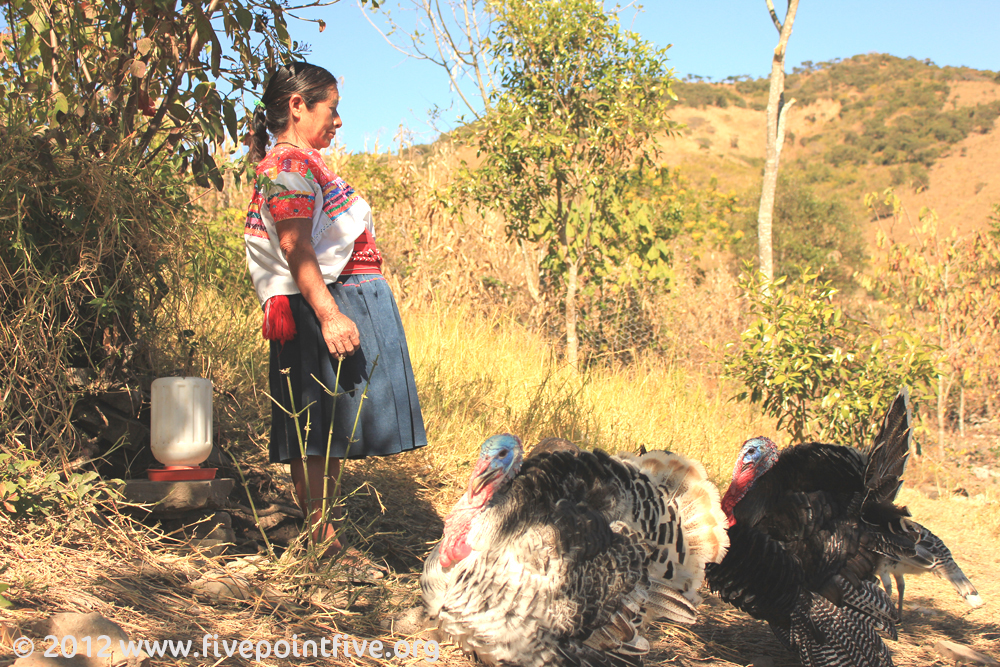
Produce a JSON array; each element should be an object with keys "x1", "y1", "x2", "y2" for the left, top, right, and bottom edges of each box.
[
  {"x1": 0, "y1": 0, "x2": 363, "y2": 186},
  {"x1": 464, "y1": 0, "x2": 676, "y2": 368},
  {"x1": 361, "y1": 0, "x2": 496, "y2": 121},
  {"x1": 757, "y1": 0, "x2": 799, "y2": 284},
  {"x1": 0, "y1": 0, "x2": 370, "y2": 454},
  {"x1": 734, "y1": 177, "x2": 866, "y2": 288},
  {"x1": 857, "y1": 191, "x2": 1000, "y2": 453}
]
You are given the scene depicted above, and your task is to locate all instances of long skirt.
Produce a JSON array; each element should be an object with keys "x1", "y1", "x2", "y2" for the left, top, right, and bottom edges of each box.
[{"x1": 268, "y1": 274, "x2": 427, "y2": 463}]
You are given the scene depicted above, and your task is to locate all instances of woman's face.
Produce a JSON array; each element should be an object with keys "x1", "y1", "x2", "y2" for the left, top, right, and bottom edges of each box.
[{"x1": 290, "y1": 86, "x2": 342, "y2": 150}]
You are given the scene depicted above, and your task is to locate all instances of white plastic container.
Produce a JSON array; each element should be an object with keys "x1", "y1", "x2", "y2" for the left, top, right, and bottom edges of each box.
[{"x1": 150, "y1": 377, "x2": 213, "y2": 467}]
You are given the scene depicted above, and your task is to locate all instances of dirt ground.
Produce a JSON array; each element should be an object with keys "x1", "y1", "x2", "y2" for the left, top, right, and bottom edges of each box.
[
  {"x1": 0, "y1": 423, "x2": 997, "y2": 667},
  {"x1": 386, "y1": 422, "x2": 1000, "y2": 667}
]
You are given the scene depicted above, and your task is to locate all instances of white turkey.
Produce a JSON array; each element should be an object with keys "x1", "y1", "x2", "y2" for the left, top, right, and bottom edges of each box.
[
  {"x1": 875, "y1": 520, "x2": 983, "y2": 614},
  {"x1": 421, "y1": 434, "x2": 729, "y2": 666},
  {"x1": 706, "y1": 387, "x2": 918, "y2": 667}
]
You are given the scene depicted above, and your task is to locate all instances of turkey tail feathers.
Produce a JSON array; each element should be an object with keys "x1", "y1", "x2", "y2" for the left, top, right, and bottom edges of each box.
[
  {"x1": 921, "y1": 528, "x2": 984, "y2": 607},
  {"x1": 864, "y1": 387, "x2": 912, "y2": 506},
  {"x1": 787, "y1": 582, "x2": 897, "y2": 667},
  {"x1": 616, "y1": 450, "x2": 729, "y2": 607},
  {"x1": 942, "y1": 562, "x2": 983, "y2": 607},
  {"x1": 891, "y1": 523, "x2": 984, "y2": 608}
]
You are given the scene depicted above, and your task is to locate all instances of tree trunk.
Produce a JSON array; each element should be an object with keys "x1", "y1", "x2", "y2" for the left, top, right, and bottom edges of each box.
[
  {"x1": 757, "y1": 0, "x2": 799, "y2": 284},
  {"x1": 937, "y1": 374, "x2": 945, "y2": 456},
  {"x1": 937, "y1": 373, "x2": 956, "y2": 456},
  {"x1": 959, "y1": 382, "x2": 965, "y2": 437},
  {"x1": 565, "y1": 258, "x2": 579, "y2": 369},
  {"x1": 518, "y1": 238, "x2": 541, "y2": 303}
]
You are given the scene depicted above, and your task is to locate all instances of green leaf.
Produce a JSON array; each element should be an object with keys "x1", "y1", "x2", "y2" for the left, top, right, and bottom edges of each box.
[
  {"x1": 234, "y1": 6, "x2": 252, "y2": 31},
  {"x1": 222, "y1": 100, "x2": 238, "y2": 143},
  {"x1": 0, "y1": 584, "x2": 12, "y2": 609}
]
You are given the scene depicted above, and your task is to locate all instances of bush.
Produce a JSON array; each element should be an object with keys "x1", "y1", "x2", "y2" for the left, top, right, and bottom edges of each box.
[
  {"x1": 0, "y1": 100, "x2": 189, "y2": 456},
  {"x1": 673, "y1": 81, "x2": 747, "y2": 109},
  {"x1": 732, "y1": 179, "x2": 866, "y2": 288},
  {"x1": 724, "y1": 270, "x2": 938, "y2": 445}
]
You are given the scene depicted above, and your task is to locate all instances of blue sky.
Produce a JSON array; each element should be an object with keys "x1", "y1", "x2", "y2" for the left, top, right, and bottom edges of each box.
[{"x1": 289, "y1": 0, "x2": 1000, "y2": 153}]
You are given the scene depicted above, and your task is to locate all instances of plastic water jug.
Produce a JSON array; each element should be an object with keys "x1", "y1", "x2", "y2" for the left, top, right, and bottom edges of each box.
[{"x1": 150, "y1": 377, "x2": 213, "y2": 467}]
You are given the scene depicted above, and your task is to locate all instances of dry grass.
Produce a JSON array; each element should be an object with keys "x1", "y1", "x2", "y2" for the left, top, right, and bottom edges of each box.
[
  {"x1": 2, "y1": 285, "x2": 998, "y2": 667},
  {"x1": 3, "y1": 97, "x2": 998, "y2": 665},
  {"x1": 401, "y1": 303, "x2": 775, "y2": 491}
]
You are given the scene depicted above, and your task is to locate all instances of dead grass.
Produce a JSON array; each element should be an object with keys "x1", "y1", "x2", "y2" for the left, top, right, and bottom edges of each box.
[
  {"x1": 2, "y1": 300, "x2": 998, "y2": 667},
  {"x1": 3, "y1": 90, "x2": 998, "y2": 665}
]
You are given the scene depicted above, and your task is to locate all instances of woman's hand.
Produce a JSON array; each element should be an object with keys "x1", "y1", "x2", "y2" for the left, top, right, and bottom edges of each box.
[
  {"x1": 319, "y1": 308, "x2": 360, "y2": 359},
  {"x1": 277, "y1": 216, "x2": 361, "y2": 359}
]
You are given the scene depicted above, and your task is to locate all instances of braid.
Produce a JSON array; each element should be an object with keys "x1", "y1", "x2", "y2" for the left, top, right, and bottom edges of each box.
[{"x1": 248, "y1": 105, "x2": 269, "y2": 163}]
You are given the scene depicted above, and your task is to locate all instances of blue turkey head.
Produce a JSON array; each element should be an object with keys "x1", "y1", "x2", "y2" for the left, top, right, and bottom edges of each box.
[
  {"x1": 721, "y1": 436, "x2": 779, "y2": 525},
  {"x1": 469, "y1": 434, "x2": 524, "y2": 498}
]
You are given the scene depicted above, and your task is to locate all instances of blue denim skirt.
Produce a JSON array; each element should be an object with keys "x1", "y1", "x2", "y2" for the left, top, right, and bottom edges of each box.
[{"x1": 268, "y1": 274, "x2": 427, "y2": 463}]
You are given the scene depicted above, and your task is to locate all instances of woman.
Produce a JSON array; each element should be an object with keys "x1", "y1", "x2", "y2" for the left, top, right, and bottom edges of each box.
[{"x1": 245, "y1": 62, "x2": 427, "y2": 565}]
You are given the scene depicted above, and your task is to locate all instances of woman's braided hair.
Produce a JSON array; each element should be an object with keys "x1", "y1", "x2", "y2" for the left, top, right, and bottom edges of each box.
[{"x1": 248, "y1": 62, "x2": 339, "y2": 163}]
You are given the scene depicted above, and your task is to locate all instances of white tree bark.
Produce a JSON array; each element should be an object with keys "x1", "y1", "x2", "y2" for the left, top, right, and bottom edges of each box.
[
  {"x1": 757, "y1": 0, "x2": 799, "y2": 285},
  {"x1": 566, "y1": 258, "x2": 579, "y2": 369},
  {"x1": 359, "y1": 0, "x2": 495, "y2": 120}
]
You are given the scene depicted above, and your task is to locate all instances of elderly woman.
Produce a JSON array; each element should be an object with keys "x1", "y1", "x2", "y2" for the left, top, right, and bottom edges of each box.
[{"x1": 244, "y1": 62, "x2": 427, "y2": 565}]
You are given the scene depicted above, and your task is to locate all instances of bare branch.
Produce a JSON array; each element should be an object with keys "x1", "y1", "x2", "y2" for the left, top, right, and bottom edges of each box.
[
  {"x1": 358, "y1": 0, "x2": 495, "y2": 120},
  {"x1": 765, "y1": 0, "x2": 782, "y2": 32}
]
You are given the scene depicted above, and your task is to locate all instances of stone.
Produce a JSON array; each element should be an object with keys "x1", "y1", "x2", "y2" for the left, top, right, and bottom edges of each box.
[
  {"x1": 379, "y1": 606, "x2": 427, "y2": 636},
  {"x1": 122, "y1": 478, "x2": 234, "y2": 513},
  {"x1": 934, "y1": 640, "x2": 999, "y2": 666},
  {"x1": 16, "y1": 612, "x2": 149, "y2": 667},
  {"x1": 190, "y1": 572, "x2": 253, "y2": 602},
  {"x1": 182, "y1": 538, "x2": 230, "y2": 558},
  {"x1": 190, "y1": 511, "x2": 236, "y2": 542}
]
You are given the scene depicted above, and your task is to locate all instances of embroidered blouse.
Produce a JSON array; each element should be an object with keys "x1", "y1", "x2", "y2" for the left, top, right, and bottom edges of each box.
[{"x1": 244, "y1": 145, "x2": 375, "y2": 305}]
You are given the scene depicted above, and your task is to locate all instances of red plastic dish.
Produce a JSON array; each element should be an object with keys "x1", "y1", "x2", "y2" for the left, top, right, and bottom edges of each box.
[{"x1": 147, "y1": 467, "x2": 218, "y2": 481}]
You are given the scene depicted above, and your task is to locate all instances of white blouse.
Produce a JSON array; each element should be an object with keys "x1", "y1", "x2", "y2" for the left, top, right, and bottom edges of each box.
[{"x1": 243, "y1": 145, "x2": 375, "y2": 305}]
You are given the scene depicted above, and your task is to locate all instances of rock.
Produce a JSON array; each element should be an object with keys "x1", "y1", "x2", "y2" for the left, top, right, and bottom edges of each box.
[
  {"x1": 934, "y1": 640, "x2": 999, "y2": 666},
  {"x1": 191, "y1": 572, "x2": 253, "y2": 602},
  {"x1": 379, "y1": 606, "x2": 427, "y2": 636},
  {"x1": 912, "y1": 605, "x2": 941, "y2": 616},
  {"x1": 183, "y1": 538, "x2": 230, "y2": 558},
  {"x1": 224, "y1": 556, "x2": 266, "y2": 579},
  {"x1": 192, "y1": 511, "x2": 236, "y2": 543},
  {"x1": 918, "y1": 484, "x2": 940, "y2": 500},
  {"x1": 16, "y1": 612, "x2": 149, "y2": 667},
  {"x1": 122, "y1": 479, "x2": 234, "y2": 513}
]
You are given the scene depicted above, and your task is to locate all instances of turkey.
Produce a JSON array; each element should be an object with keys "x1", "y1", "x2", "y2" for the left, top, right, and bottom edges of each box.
[
  {"x1": 706, "y1": 387, "x2": 918, "y2": 667},
  {"x1": 421, "y1": 434, "x2": 729, "y2": 667},
  {"x1": 875, "y1": 520, "x2": 983, "y2": 615}
]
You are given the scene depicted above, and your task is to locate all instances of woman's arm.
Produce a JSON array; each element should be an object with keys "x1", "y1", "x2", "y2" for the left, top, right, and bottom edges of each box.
[{"x1": 277, "y1": 217, "x2": 360, "y2": 358}]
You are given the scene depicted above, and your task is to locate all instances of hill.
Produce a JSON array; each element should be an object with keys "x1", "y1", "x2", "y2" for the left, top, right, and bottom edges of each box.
[{"x1": 662, "y1": 53, "x2": 1000, "y2": 241}]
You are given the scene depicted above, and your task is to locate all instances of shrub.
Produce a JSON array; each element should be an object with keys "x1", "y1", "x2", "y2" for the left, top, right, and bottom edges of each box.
[
  {"x1": 724, "y1": 270, "x2": 938, "y2": 445},
  {"x1": 732, "y1": 179, "x2": 866, "y2": 288}
]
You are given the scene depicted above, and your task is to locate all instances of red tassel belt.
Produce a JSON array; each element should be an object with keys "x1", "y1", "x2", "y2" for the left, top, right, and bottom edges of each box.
[
  {"x1": 262, "y1": 229, "x2": 382, "y2": 344},
  {"x1": 340, "y1": 228, "x2": 382, "y2": 276}
]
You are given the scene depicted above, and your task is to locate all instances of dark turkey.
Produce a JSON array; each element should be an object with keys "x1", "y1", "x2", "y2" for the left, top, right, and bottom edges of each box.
[
  {"x1": 875, "y1": 520, "x2": 983, "y2": 615},
  {"x1": 421, "y1": 434, "x2": 729, "y2": 667},
  {"x1": 706, "y1": 388, "x2": 918, "y2": 667}
]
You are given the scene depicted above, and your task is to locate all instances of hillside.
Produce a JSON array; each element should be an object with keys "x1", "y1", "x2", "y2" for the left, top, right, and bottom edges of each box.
[{"x1": 662, "y1": 54, "x2": 1000, "y2": 241}]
